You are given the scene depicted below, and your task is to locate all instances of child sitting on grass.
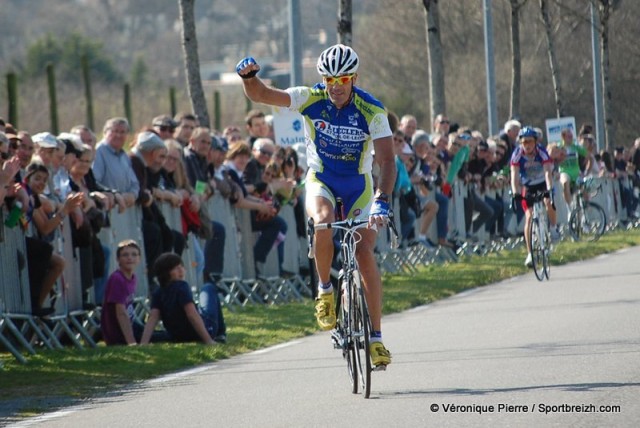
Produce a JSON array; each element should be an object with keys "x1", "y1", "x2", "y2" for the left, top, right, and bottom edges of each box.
[
  {"x1": 140, "y1": 252, "x2": 227, "y2": 345},
  {"x1": 100, "y1": 240, "x2": 144, "y2": 345}
]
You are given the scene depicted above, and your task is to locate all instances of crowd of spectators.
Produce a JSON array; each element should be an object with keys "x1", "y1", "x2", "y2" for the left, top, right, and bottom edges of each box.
[
  {"x1": 0, "y1": 109, "x2": 302, "y2": 345},
  {"x1": 387, "y1": 112, "x2": 640, "y2": 248},
  {"x1": 2, "y1": 110, "x2": 640, "y2": 346}
]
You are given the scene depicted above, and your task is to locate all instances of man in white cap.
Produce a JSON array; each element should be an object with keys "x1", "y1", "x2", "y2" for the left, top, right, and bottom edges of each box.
[{"x1": 130, "y1": 130, "x2": 185, "y2": 284}]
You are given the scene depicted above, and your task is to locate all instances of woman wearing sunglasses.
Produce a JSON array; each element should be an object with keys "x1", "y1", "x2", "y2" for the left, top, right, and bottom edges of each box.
[{"x1": 236, "y1": 43, "x2": 395, "y2": 368}]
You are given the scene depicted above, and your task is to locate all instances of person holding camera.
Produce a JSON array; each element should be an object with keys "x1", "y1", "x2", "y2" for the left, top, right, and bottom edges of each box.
[{"x1": 223, "y1": 142, "x2": 287, "y2": 277}]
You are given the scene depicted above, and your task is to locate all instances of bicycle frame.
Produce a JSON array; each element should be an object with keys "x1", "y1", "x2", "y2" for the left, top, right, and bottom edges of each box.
[
  {"x1": 528, "y1": 190, "x2": 551, "y2": 281},
  {"x1": 569, "y1": 178, "x2": 606, "y2": 242},
  {"x1": 306, "y1": 200, "x2": 398, "y2": 398}
]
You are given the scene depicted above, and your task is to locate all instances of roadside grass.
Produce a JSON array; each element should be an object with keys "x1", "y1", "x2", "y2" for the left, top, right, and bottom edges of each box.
[{"x1": 1, "y1": 228, "x2": 639, "y2": 416}]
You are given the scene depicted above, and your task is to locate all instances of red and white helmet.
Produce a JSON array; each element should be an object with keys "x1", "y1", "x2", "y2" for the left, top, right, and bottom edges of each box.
[{"x1": 316, "y1": 44, "x2": 359, "y2": 77}]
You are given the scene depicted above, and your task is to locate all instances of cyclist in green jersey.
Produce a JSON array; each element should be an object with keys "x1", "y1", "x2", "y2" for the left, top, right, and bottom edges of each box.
[{"x1": 557, "y1": 127, "x2": 587, "y2": 215}]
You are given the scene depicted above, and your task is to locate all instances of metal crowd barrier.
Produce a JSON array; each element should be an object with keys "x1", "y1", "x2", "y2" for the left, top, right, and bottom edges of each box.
[{"x1": 3, "y1": 173, "x2": 635, "y2": 363}]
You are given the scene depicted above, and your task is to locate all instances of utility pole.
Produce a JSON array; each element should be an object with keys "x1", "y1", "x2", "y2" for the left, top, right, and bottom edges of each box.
[
  {"x1": 590, "y1": 1, "x2": 605, "y2": 151},
  {"x1": 483, "y1": 0, "x2": 499, "y2": 136},
  {"x1": 338, "y1": 0, "x2": 352, "y2": 46},
  {"x1": 288, "y1": 0, "x2": 303, "y2": 86}
]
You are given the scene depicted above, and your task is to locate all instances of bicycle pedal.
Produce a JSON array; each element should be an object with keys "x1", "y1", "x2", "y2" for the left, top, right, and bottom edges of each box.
[
  {"x1": 373, "y1": 364, "x2": 387, "y2": 372},
  {"x1": 331, "y1": 331, "x2": 344, "y2": 349}
]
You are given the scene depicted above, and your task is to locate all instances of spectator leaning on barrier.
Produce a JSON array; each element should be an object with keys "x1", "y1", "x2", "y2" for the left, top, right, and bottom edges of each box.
[
  {"x1": 467, "y1": 139, "x2": 500, "y2": 239},
  {"x1": 223, "y1": 142, "x2": 287, "y2": 276},
  {"x1": 399, "y1": 114, "x2": 418, "y2": 144},
  {"x1": 392, "y1": 130, "x2": 418, "y2": 243},
  {"x1": 184, "y1": 126, "x2": 215, "y2": 198},
  {"x1": 93, "y1": 117, "x2": 139, "y2": 208},
  {"x1": 432, "y1": 114, "x2": 451, "y2": 139},
  {"x1": 70, "y1": 125, "x2": 97, "y2": 149},
  {"x1": 69, "y1": 144, "x2": 123, "y2": 305},
  {"x1": 173, "y1": 112, "x2": 198, "y2": 147},
  {"x1": 152, "y1": 115, "x2": 177, "y2": 141},
  {"x1": 182, "y1": 130, "x2": 228, "y2": 281},
  {"x1": 31, "y1": 132, "x2": 60, "y2": 202},
  {"x1": 244, "y1": 137, "x2": 277, "y2": 195},
  {"x1": 1, "y1": 132, "x2": 21, "y2": 205},
  {"x1": 22, "y1": 161, "x2": 84, "y2": 316},
  {"x1": 614, "y1": 146, "x2": 635, "y2": 219},
  {"x1": 195, "y1": 135, "x2": 227, "y2": 282},
  {"x1": 410, "y1": 131, "x2": 446, "y2": 247},
  {"x1": 130, "y1": 130, "x2": 185, "y2": 284},
  {"x1": 15, "y1": 131, "x2": 35, "y2": 175},
  {"x1": 2, "y1": 130, "x2": 30, "y2": 212},
  {"x1": 53, "y1": 133, "x2": 81, "y2": 200},
  {"x1": 222, "y1": 125, "x2": 244, "y2": 148},
  {"x1": 580, "y1": 134, "x2": 602, "y2": 178},
  {"x1": 244, "y1": 109, "x2": 269, "y2": 146},
  {"x1": 499, "y1": 119, "x2": 521, "y2": 156}
]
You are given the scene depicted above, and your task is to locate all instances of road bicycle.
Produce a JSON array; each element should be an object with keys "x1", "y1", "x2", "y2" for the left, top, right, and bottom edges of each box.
[
  {"x1": 568, "y1": 177, "x2": 606, "y2": 242},
  {"x1": 307, "y1": 198, "x2": 398, "y2": 398},
  {"x1": 528, "y1": 189, "x2": 552, "y2": 281}
]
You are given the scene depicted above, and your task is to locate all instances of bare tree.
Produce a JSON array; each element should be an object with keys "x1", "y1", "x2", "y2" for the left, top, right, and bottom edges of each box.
[
  {"x1": 539, "y1": 0, "x2": 564, "y2": 117},
  {"x1": 596, "y1": 0, "x2": 622, "y2": 151},
  {"x1": 421, "y1": 0, "x2": 446, "y2": 122},
  {"x1": 509, "y1": 0, "x2": 527, "y2": 119},
  {"x1": 178, "y1": 0, "x2": 210, "y2": 127},
  {"x1": 338, "y1": 0, "x2": 352, "y2": 45}
]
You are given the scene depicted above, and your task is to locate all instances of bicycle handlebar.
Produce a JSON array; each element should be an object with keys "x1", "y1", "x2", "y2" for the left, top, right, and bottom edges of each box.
[{"x1": 307, "y1": 212, "x2": 399, "y2": 259}]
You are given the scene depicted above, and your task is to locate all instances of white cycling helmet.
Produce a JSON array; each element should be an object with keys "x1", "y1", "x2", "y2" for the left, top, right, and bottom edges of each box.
[{"x1": 316, "y1": 44, "x2": 359, "y2": 77}]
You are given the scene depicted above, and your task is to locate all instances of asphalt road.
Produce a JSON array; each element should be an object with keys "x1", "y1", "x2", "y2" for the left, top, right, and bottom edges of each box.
[{"x1": 9, "y1": 247, "x2": 640, "y2": 428}]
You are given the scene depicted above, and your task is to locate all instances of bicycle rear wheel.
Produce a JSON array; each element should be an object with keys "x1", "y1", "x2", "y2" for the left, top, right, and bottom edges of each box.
[
  {"x1": 529, "y1": 218, "x2": 545, "y2": 281},
  {"x1": 337, "y1": 282, "x2": 359, "y2": 394},
  {"x1": 352, "y1": 272, "x2": 372, "y2": 398},
  {"x1": 541, "y1": 221, "x2": 551, "y2": 280},
  {"x1": 569, "y1": 202, "x2": 606, "y2": 242},
  {"x1": 582, "y1": 202, "x2": 606, "y2": 241}
]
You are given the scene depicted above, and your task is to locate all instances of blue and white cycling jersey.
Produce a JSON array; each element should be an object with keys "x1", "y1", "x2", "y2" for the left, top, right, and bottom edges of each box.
[
  {"x1": 286, "y1": 84, "x2": 392, "y2": 177},
  {"x1": 510, "y1": 144, "x2": 553, "y2": 186},
  {"x1": 285, "y1": 84, "x2": 392, "y2": 219}
]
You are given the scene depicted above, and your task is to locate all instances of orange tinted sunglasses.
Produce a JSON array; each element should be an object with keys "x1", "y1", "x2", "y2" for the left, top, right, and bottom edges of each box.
[{"x1": 323, "y1": 74, "x2": 355, "y2": 86}]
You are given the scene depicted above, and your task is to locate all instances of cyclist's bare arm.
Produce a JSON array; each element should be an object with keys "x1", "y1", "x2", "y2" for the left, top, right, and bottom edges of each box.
[
  {"x1": 238, "y1": 63, "x2": 291, "y2": 107},
  {"x1": 543, "y1": 163, "x2": 554, "y2": 191},
  {"x1": 510, "y1": 164, "x2": 521, "y2": 195},
  {"x1": 373, "y1": 135, "x2": 396, "y2": 197}
]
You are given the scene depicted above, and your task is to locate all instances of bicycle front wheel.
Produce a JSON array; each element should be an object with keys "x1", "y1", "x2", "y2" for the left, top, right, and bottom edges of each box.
[
  {"x1": 352, "y1": 272, "x2": 372, "y2": 398},
  {"x1": 337, "y1": 284, "x2": 358, "y2": 394},
  {"x1": 570, "y1": 203, "x2": 606, "y2": 242},
  {"x1": 541, "y1": 221, "x2": 551, "y2": 280},
  {"x1": 529, "y1": 218, "x2": 546, "y2": 281}
]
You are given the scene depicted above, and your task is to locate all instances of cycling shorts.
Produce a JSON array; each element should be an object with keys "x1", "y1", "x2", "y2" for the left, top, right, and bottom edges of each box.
[
  {"x1": 305, "y1": 169, "x2": 373, "y2": 221},
  {"x1": 522, "y1": 181, "x2": 548, "y2": 211}
]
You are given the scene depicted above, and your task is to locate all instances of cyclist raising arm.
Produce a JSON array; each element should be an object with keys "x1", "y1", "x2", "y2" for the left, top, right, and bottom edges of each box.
[
  {"x1": 236, "y1": 44, "x2": 396, "y2": 367},
  {"x1": 558, "y1": 127, "x2": 587, "y2": 217},
  {"x1": 510, "y1": 127, "x2": 560, "y2": 268}
]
